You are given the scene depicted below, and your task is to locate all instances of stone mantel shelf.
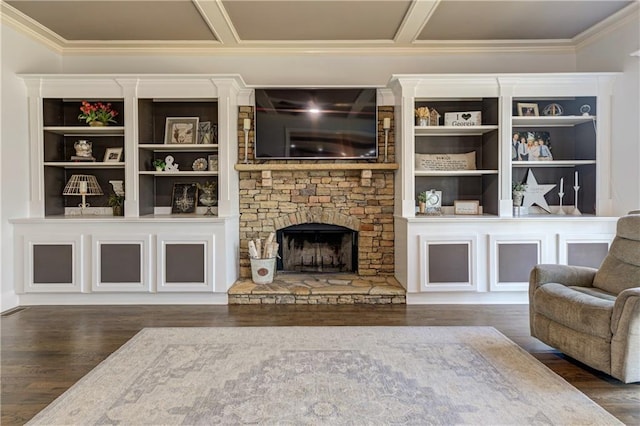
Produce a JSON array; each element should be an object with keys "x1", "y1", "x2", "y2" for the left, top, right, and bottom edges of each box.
[{"x1": 235, "y1": 163, "x2": 399, "y2": 171}]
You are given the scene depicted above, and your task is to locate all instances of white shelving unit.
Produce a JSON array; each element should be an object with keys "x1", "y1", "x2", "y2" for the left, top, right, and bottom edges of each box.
[
  {"x1": 16, "y1": 74, "x2": 250, "y2": 301},
  {"x1": 389, "y1": 73, "x2": 618, "y2": 303}
]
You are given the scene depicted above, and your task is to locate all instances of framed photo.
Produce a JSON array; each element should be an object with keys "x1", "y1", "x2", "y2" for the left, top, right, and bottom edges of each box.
[
  {"x1": 512, "y1": 131, "x2": 552, "y2": 161},
  {"x1": 171, "y1": 182, "x2": 198, "y2": 214},
  {"x1": 425, "y1": 189, "x2": 442, "y2": 215},
  {"x1": 517, "y1": 103, "x2": 539, "y2": 117},
  {"x1": 103, "y1": 147, "x2": 123, "y2": 162},
  {"x1": 165, "y1": 117, "x2": 199, "y2": 144},
  {"x1": 454, "y1": 200, "x2": 480, "y2": 215},
  {"x1": 208, "y1": 154, "x2": 218, "y2": 172}
]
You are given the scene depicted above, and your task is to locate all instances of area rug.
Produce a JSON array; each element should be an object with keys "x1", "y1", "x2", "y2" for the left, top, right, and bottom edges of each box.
[{"x1": 28, "y1": 327, "x2": 621, "y2": 425}]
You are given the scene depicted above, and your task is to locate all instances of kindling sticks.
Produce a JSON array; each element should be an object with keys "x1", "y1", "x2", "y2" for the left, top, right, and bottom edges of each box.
[{"x1": 248, "y1": 232, "x2": 278, "y2": 259}]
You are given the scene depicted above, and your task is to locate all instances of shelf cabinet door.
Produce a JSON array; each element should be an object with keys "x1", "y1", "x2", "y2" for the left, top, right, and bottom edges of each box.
[
  {"x1": 419, "y1": 234, "x2": 478, "y2": 292},
  {"x1": 156, "y1": 233, "x2": 215, "y2": 292},
  {"x1": 558, "y1": 233, "x2": 614, "y2": 268},
  {"x1": 23, "y1": 234, "x2": 84, "y2": 293},
  {"x1": 92, "y1": 234, "x2": 151, "y2": 292},
  {"x1": 489, "y1": 234, "x2": 551, "y2": 292}
]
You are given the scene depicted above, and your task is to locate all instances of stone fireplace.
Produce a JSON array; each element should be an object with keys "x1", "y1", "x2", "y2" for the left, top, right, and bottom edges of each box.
[{"x1": 237, "y1": 106, "x2": 396, "y2": 280}]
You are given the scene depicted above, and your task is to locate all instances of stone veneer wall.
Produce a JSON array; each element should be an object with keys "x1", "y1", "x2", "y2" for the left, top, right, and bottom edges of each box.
[{"x1": 238, "y1": 106, "x2": 395, "y2": 278}]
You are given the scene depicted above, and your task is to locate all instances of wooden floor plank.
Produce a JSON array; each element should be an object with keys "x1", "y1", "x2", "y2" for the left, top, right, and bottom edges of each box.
[{"x1": 1, "y1": 305, "x2": 638, "y2": 425}]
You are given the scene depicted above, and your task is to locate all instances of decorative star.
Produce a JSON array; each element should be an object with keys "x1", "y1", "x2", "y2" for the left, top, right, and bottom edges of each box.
[{"x1": 521, "y1": 169, "x2": 556, "y2": 213}]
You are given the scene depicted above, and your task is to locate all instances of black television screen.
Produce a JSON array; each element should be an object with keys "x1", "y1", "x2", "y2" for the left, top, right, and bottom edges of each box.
[{"x1": 255, "y1": 88, "x2": 377, "y2": 159}]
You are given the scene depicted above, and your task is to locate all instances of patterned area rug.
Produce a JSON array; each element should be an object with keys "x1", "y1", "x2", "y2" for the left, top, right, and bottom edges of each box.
[{"x1": 28, "y1": 327, "x2": 621, "y2": 425}]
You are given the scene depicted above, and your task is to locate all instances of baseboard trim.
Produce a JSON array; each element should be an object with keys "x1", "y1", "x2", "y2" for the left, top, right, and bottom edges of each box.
[
  {"x1": 18, "y1": 293, "x2": 229, "y2": 305},
  {"x1": 407, "y1": 291, "x2": 528, "y2": 304}
]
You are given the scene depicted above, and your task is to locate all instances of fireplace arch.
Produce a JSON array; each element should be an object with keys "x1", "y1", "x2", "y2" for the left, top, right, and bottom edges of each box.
[{"x1": 277, "y1": 223, "x2": 357, "y2": 273}]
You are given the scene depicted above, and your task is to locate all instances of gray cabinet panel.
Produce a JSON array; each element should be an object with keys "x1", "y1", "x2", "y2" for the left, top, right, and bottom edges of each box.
[
  {"x1": 165, "y1": 244, "x2": 205, "y2": 283},
  {"x1": 100, "y1": 244, "x2": 141, "y2": 283},
  {"x1": 33, "y1": 244, "x2": 72, "y2": 284},
  {"x1": 568, "y1": 242, "x2": 608, "y2": 269},
  {"x1": 498, "y1": 243, "x2": 538, "y2": 283},
  {"x1": 428, "y1": 244, "x2": 469, "y2": 283}
]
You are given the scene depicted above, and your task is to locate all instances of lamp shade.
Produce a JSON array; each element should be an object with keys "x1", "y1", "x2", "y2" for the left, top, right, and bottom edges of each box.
[{"x1": 63, "y1": 174, "x2": 103, "y2": 196}]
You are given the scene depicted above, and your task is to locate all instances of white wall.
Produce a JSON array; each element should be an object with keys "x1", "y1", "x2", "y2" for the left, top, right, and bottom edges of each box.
[
  {"x1": 60, "y1": 51, "x2": 576, "y2": 86},
  {"x1": 576, "y1": 11, "x2": 640, "y2": 215},
  {"x1": 0, "y1": 24, "x2": 61, "y2": 311}
]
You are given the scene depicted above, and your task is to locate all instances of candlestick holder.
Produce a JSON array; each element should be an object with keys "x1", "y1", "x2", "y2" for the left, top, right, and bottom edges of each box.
[
  {"x1": 557, "y1": 191, "x2": 566, "y2": 215},
  {"x1": 383, "y1": 128, "x2": 389, "y2": 163},
  {"x1": 571, "y1": 185, "x2": 581, "y2": 215},
  {"x1": 243, "y1": 119, "x2": 251, "y2": 164}
]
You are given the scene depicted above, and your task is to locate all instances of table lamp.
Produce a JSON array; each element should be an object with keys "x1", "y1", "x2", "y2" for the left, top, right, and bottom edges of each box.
[{"x1": 63, "y1": 174, "x2": 103, "y2": 214}]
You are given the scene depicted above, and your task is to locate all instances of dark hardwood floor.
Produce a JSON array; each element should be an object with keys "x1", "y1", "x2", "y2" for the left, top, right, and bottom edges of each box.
[{"x1": 2, "y1": 304, "x2": 638, "y2": 425}]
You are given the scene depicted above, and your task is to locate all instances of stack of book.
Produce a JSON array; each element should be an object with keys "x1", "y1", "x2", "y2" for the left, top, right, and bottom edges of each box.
[{"x1": 70, "y1": 156, "x2": 96, "y2": 162}]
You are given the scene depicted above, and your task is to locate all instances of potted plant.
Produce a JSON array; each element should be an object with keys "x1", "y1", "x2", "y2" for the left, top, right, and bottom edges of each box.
[
  {"x1": 152, "y1": 159, "x2": 165, "y2": 171},
  {"x1": 512, "y1": 182, "x2": 527, "y2": 207},
  {"x1": 108, "y1": 193, "x2": 125, "y2": 216},
  {"x1": 77, "y1": 101, "x2": 118, "y2": 126},
  {"x1": 417, "y1": 192, "x2": 427, "y2": 214}
]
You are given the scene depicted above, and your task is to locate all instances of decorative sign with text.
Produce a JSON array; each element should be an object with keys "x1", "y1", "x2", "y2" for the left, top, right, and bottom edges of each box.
[
  {"x1": 444, "y1": 111, "x2": 481, "y2": 126},
  {"x1": 415, "y1": 152, "x2": 477, "y2": 171}
]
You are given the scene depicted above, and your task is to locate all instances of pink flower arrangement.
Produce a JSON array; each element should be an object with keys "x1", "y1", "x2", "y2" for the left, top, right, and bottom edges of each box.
[{"x1": 78, "y1": 101, "x2": 118, "y2": 125}]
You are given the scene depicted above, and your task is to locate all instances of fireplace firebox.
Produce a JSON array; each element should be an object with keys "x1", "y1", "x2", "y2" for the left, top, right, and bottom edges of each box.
[{"x1": 276, "y1": 223, "x2": 357, "y2": 273}]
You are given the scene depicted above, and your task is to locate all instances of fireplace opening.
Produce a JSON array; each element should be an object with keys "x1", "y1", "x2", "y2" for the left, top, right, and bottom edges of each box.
[{"x1": 276, "y1": 223, "x2": 357, "y2": 273}]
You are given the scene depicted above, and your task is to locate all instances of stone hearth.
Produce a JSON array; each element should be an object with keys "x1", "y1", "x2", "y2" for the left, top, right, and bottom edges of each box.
[{"x1": 228, "y1": 274, "x2": 405, "y2": 304}]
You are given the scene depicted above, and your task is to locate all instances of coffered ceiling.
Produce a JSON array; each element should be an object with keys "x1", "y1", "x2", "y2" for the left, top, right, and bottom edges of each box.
[{"x1": 1, "y1": 0, "x2": 637, "y2": 54}]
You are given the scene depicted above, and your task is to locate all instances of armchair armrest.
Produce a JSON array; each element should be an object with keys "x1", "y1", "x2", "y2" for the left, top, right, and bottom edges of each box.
[
  {"x1": 610, "y1": 287, "x2": 640, "y2": 383},
  {"x1": 529, "y1": 264, "x2": 597, "y2": 292},
  {"x1": 612, "y1": 287, "x2": 640, "y2": 334}
]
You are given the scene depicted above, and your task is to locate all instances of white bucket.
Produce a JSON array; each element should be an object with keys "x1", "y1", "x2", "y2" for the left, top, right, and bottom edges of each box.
[{"x1": 250, "y1": 257, "x2": 276, "y2": 284}]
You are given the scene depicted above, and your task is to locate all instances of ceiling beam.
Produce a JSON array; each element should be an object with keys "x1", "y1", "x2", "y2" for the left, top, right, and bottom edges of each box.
[
  {"x1": 193, "y1": 0, "x2": 240, "y2": 45},
  {"x1": 394, "y1": 0, "x2": 441, "y2": 44}
]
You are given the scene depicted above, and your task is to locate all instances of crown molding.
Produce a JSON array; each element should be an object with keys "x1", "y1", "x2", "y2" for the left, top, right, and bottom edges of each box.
[
  {"x1": 0, "y1": 2, "x2": 64, "y2": 53},
  {"x1": 574, "y1": 2, "x2": 640, "y2": 52}
]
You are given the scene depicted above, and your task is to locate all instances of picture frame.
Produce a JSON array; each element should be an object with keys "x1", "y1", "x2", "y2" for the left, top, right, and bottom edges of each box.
[
  {"x1": 425, "y1": 189, "x2": 442, "y2": 215},
  {"x1": 171, "y1": 182, "x2": 198, "y2": 214},
  {"x1": 517, "y1": 103, "x2": 539, "y2": 117},
  {"x1": 208, "y1": 154, "x2": 218, "y2": 172},
  {"x1": 198, "y1": 121, "x2": 212, "y2": 144},
  {"x1": 512, "y1": 131, "x2": 552, "y2": 161},
  {"x1": 454, "y1": 200, "x2": 480, "y2": 215},
  {"x1": 165, "y1": 117, "x2": 199, "y2": 144},
  {"x1": 103, "y1": 147, "x2": 123, "y2": 162}
]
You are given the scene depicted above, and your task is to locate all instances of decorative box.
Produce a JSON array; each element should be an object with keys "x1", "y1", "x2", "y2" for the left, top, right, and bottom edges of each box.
[{"x1": 444, "y1": 111, "x2": 481, "y2": 126}]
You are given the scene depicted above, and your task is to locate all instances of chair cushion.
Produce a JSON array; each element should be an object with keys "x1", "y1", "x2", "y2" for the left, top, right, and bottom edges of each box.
[
  {"x1": 533, "y1": 283, "x2": 613, "y2": 340},
  {"x1": 568, "y1": 285, "x2": 617, "y2": 301},
  {"x1": 594, "y1": 236, "x2": 640, "y2": 295},
  {"x1": 617, "y1": 214, "x2": 640, "y2": 241}
]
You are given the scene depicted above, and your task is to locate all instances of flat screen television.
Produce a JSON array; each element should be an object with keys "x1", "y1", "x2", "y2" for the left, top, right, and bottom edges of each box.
[{"x1": 254, "y1": 88, "x2": 377, "y2": 159}]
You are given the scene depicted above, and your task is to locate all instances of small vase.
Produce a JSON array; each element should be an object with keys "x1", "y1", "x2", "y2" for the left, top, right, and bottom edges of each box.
[
  {"x1": 418, "y1": 202, "x2": 426, "y2": 214},
  {"x1": 112, "y1": 206, "x2": 123, "y2": 216},
  {"x1": 416, "y1": 117, "x2": 429, "y2": 127},
  {"x1": 89, "y1": 121, "x2": 106, "y2": 127},
  {"x1": 513, "y1": 191, "x2": 525, "y2": 207}
]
